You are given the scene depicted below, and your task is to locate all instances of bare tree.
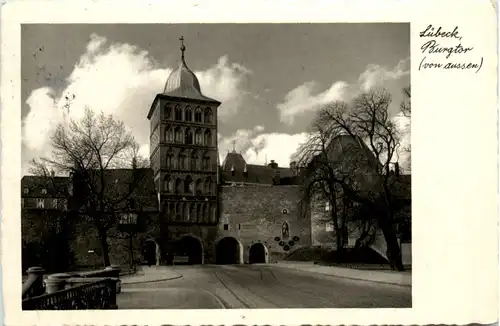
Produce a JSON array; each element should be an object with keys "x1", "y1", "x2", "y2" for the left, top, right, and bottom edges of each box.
[
  {"x1": 400, "y1": 86, "x2": 411, "y2": 171},
  {"x1": 400, "y1": 86, "x2": 411, "y2": 118},
  {"x1": 296, "y1": 89, "x2": 406, "y2": 271},
  {"x1": 30, "y1": 108, "x2": 149, "y2": 267},
  {"x1": 295, "y1": 107, "x2": 366, "y2": 259}
]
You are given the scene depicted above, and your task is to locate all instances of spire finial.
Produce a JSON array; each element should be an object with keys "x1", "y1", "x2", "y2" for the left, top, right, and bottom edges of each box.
[
  {"x1": 232, "y1": 140, "x2": 236, "y2": 153},
  {"x1": 179, "y1": 36, "x2": 186, "y2": 60}
]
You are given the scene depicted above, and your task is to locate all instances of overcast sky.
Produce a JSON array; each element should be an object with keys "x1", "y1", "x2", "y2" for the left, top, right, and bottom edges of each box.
[{"x1": 21, "y1": 23, "x2": 410, "y2": 174}]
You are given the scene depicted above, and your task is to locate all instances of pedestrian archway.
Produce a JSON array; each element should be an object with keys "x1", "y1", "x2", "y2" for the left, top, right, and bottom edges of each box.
[
  {"x1": 215, "y1": 237, "x2": 243, "y2": 264},
  {"x1": 249, "y1": 243, "x2": 267, "y2": 264},
  {"x1": 142, "y1": 240, "x2": 159, "y2": 266},
  {"x1": 174, "y1": 236, "x2": 203, "y2": 264}
]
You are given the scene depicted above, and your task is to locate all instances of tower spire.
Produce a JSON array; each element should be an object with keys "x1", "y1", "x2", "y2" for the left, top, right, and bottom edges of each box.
[
  {"x1": 232, "y1": 140, "x2": 236, "y2": 153},
  {"x1": 179, "y1": 36, "x2": 186, "y2": 61}
]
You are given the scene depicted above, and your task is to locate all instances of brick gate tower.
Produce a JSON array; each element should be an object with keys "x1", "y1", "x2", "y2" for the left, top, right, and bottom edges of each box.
[{"x1": 147, "y1": 37, "x2": 221, "y2": 263}]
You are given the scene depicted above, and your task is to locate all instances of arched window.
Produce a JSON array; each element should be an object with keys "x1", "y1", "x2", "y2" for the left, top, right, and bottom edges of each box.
[
  {"x1": 204, "y1": 129, "x2": 212, "y2": 146},
  {"x1": 185, "y1": 106, "x2": 193, "y2": 122},
  {"x1": 166, "y1": 150, "x2": 174, "y2": 169},
  {"x1": 185, "y1": 128, "x2": 193, "y2": 145},
  {"x1": 188, "y1": 203, "x2": 195, "y2": 222},
  {"x1": 174, "y1": 127, "x2": 183, "y2": 143},
  {"x1": 178, "y1": 150, "x2": 187, "y2": 170},
  {"x1": 165, "y1": 126, "x2": 174, "y2": 143},
  {"x1": 175, "y1": 178, "x2": 182, "y2": 194},
  {"x1": 163, "y1": 175, "x2": 171, "y2": 192},
  {"x1": 184, "y1": 175, "x2": 192, "y2": 193},
  {"x1": 166, "y1": 203, "x2": 174, "y2": 221},
  {"x1": 204, "y1": 204, "x2": 210, "y2": 223},
  {"x1": 202, "y1": 154, "x2": 211, "y2": 171},
  {"x1": 175, "y1": 105, "x2": 183, "y2": 120},
  {"x1": 204, "y1": 178, "x2": 212, "y2": 194},
  {"x1": 195, "y1": 179, "x2": 203, "y2": 196},
  {"x1": 191, "y1": 150, "x2": 198, "y2": 170},
  {"x1": 195, "y1": 129, "x2": 203, "y2": 145},
  {"x1": 175, "y1": 202, "x2": 182, "y2": 221},
  {"x1": 198, "y1": 203, "x2": 204, "y2": 222},
  {"x1": 164, "y1": 104, "x2": 172, "y2": 119},
  {"x1": 182, "y1": 202, "x2": 188, "y2": 221},
  {"x1": 211, "y1": 205, "x2": 217, "y2": 223},
  {"x1": 204, "y1": 108, "x2": 212, "y2": 124},
  {"x1": 194, "y1": 107, "x2": 202, "y2": 123}
]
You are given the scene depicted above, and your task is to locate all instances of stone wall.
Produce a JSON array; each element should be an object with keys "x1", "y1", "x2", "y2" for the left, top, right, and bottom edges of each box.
[{"x1": 218, "y1": 184, "x2": 311, "y2": 263}]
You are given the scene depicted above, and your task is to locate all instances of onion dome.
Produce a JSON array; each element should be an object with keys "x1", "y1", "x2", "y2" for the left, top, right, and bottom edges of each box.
[{"x1": 163, "y1": 36, "x2": 218, "y2": 103}]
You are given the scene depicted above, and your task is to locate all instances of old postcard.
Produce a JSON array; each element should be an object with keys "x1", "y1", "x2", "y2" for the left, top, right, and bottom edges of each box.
[{"x1": 1, "y1": 0, "x2": 497, "y2": 325}]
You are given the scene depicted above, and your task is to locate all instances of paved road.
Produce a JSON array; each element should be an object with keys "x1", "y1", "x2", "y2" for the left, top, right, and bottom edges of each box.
[{"x1": 118, "y1": 264, "x2": 411, "y2": 309}]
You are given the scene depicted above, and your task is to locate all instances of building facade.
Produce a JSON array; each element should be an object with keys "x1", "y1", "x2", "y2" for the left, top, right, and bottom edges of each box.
[{"x1": 21, "y1": 39, "x2": 411, "y2": 270}]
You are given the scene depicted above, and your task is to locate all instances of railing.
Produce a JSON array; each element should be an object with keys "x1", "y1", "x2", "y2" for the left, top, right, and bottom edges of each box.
[
  {"x1": 22, "y1": 267, "x2": 45, "y2": 299},
  {"x1": 23, "y1": 278, "x2": 118, "y2": 310}
]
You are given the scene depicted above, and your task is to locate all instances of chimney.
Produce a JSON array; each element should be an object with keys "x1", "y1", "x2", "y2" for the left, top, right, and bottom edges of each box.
[
  {"x1": 395, "y1": 162, "x2": 400, "y2": 176},
  {"x1": 290, "y1": 161, "x2": 297, "y2": 175},
  {"x1": 50, "y1": 170, "x2": 55, "y2": 178},
  {"x1": 268, "y1": 160, "x2": 278, "y2": 169}
]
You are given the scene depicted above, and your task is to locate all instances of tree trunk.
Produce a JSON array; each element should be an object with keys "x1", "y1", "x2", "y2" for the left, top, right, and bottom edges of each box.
[
  {"x1": 379, "y1": 219, "x2": 404, "y2": 271},
  {"x1": 129, "y1": 232, "x2": 134, "y2": 271},
  {"x1": 335, "y1": 232, "x2": 345, "y2": 262},
  {"x1": 97, "y1": 227, "x2": 111, "y2": 267}
]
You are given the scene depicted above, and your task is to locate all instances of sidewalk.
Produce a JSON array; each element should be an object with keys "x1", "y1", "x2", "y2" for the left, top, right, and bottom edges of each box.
[
  {"x1": 275, "y1": 261, "x2": 411, "y2": 287},
  {"x1": 121, "y1": 265, "x2": 183, "y2": 285}
]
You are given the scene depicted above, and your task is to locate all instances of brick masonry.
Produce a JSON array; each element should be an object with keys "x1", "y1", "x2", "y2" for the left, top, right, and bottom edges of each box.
[{"x1": 218, "y1": 184, "x2": 311, "y2": 263}]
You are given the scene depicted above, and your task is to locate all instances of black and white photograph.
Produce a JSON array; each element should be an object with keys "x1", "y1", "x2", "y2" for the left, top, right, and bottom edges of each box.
[{"x1": 19, "y1": 23, "x2": 412, "y2": 310}]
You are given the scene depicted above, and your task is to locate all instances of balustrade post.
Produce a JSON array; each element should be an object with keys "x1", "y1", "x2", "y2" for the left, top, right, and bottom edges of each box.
[
  {"x1": 105, "y1": 265, "x2": 122, "y2": 293},
  {"x1": 105, "y1": 265, "x2": 121, "y2": 278},
  {"x1": 23, "y1": 266, "x2": 45, "y2": 298},
  {"x1": 44, "y1": 273, "x2": 71, "y2": 294}
]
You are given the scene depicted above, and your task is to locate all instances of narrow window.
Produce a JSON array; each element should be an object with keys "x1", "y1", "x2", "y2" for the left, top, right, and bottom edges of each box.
[
  {"x1": 175, "y1": 105, "x2": 183, "y2": 120},
  {"x1": 41, "y1": 188, "x2": 47, "y2": 195},
  {"x1": 164, "y1": 104, "x2": 172, "y2": 119},
  {"x1": 204, "y1": 108, "x2": 212, "y2": 124},
  {"x1": 185, "y1": 106, "x2": 193, "y2": 122},
  {"x1": 36, "y1": 198, "x2": 44, "y2": 209},
  {"x1": 224, "y1": 224, "x2": 229, "y2": 230},
  {"x1": 195, "y1": 108, "x2": 202, "y2": 123}
]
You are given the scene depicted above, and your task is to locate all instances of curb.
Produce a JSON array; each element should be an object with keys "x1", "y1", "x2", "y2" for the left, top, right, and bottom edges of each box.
[
  {"x1": 121, "y1": 274, "x2": 183, "y2": 285},
  {"x1": 275, "y1": 264, "x2": 411, "y2": 287}
]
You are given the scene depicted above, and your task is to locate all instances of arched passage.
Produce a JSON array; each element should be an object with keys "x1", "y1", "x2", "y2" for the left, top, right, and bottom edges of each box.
[
  {"x1": 215, "y1": 237, "x2": 243, "y2": 264},
  {"x1": 142, "y1": 240, "x2": 159, "y2": 266},
  {"x1": 174, "y1": 236, "x2": 203, "y2": 264},
  {"x1": 249, "y1": 243, "x2": 267, "y2": 264}
]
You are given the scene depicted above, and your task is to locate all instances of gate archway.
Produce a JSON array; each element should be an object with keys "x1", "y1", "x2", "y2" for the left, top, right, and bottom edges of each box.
[
  {"x1": 249, "y1": 243, "x2": 267, "y2": 264},
  {"x1": 215, "y1": 237, "x2": 243, "y2": 264},
  {"x1": 174, "y1": 236, "x2": 203, "y2": 264}
]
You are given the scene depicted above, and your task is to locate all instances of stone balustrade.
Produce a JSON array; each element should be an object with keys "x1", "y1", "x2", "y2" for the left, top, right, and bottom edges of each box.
[
  {"x1": 22, "y1": 265, "x2": 122, "y2": 310},
  {"x1": 22, "y1": 267, "x2": 46, "y2": 299}
]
